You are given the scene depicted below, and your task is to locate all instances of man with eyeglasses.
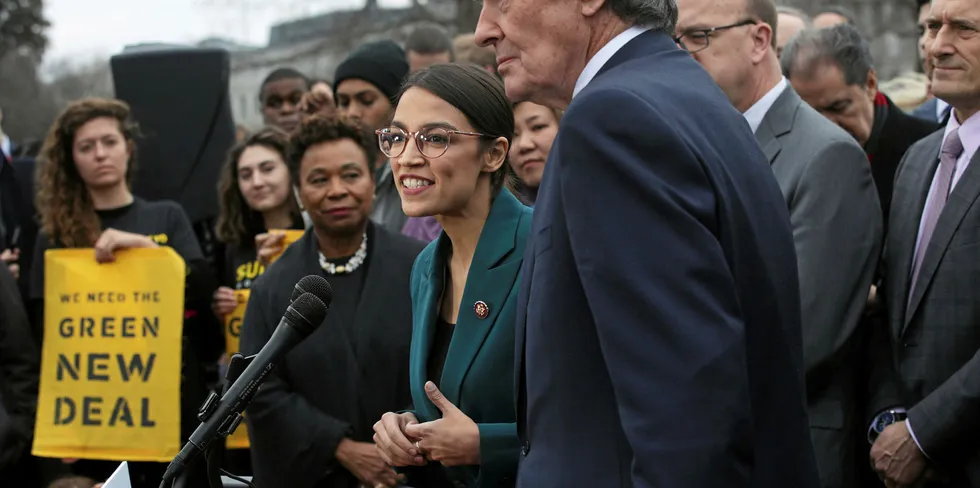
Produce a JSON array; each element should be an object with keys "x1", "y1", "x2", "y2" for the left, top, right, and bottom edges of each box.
[{"x1": 676, "y1": 1, "x2": 881, "y2": 487}]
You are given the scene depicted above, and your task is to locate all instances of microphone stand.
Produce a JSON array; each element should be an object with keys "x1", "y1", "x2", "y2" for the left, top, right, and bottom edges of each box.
[{"x1": 163, "y1": 352, "x2": 256, "y2": 488}]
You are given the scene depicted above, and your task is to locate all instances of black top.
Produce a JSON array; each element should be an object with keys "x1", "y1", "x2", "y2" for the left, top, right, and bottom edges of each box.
[
  {"x1": 239, "y1": 223, "x2": 425, "y2": 488},
  {"x1": 313, "y1": 225, "x2": 371, "y2": 342},
  {"x1": 426, "y1": 317, "x2": 455, "y2": 387},
  {"x1": 219, "y1": 213, "x2": 306, "y2": 290},
  {"x1": 30, "y1": 197, "x2": 204, "y2": 300},
  {"x1": 27, "y1": 195, "x2": 223, "y2": 364},
  {"x1": 865, "y1": 94, "x2": 942, "y2": 236}
]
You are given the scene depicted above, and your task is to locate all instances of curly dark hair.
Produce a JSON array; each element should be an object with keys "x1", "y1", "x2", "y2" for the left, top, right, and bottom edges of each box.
[
  {"x1": 36, "y1": 98, "x2": 140, "y2": 248},
  {"x1": 287, "y1": 114, "x2": 378, "y2": 185},
  {"x1": 215, "y1": 126, "x2": 302, "y2": 245}
]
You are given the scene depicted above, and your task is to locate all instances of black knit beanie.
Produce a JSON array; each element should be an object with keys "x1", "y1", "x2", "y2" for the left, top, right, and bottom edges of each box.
[{"x1": 333, "y1": 40, "x2": 410, "y2": 101}]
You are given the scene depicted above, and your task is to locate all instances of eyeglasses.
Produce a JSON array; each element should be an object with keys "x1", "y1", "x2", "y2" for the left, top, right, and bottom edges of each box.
[
  {"x1": 674, "y1": 19, "x2": 758, "y2": 54},
  {"x1": 376, "y1": 126, "x2": 491, "y2": 159}
]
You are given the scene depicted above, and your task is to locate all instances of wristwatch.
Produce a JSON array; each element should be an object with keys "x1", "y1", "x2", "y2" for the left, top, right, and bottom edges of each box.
[{"x1": 868, "y1": 408, "x2": 907, "y2": 444}]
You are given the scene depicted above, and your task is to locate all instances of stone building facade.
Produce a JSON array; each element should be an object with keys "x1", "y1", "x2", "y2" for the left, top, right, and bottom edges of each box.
[
  {"x1": 229, "y1": 3, "x2": 457, "y2": 129},
  {"x1": 780, "y1": 0, "x2": 921, "y2": 79},
  {"x1": 227, "y1": 0, "x2": 923, "y2": 129}
]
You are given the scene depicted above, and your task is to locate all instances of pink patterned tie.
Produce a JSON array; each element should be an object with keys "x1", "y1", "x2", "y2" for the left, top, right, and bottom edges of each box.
[{"x1": 908, "y1": 127, "x2": 964, "y2": 307}]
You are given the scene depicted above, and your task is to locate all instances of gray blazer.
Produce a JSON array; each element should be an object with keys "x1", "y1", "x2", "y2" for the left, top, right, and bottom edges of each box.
[
  {"x1": 757, "y1": 87, "x2": 883, "y2": 488},
  {"x1": 875, "y1": 129, "x2": 980, "y2": 485}
]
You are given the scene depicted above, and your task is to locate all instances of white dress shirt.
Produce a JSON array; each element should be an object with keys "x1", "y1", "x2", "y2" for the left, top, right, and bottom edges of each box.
[
  {"x1": 936, "y1": 98, "x2": 950, "y2": 122},
  {"x1": 0, "y1": 135, "x2": 10, "y2": 160},
  {"x1": 572, "y1": 25, "x2": 651, "y2": 99},
  {"x1": 742, "y1": 77, "x2": 788, "y2": 134}
]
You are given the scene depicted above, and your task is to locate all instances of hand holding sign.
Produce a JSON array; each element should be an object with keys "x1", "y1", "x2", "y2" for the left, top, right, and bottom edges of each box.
[
  {"x1": 403, "y1": 381, "x2": 481, "y2": 467},
  {"x1": 94, "y1": 229, "x2": 158, "y2": 264},
  {"x1": 255, "y1": 230, "x2": 304, "y2": 265},
  {"x1": 212, "y1": 287, "x2": 238, "y2": 318}
]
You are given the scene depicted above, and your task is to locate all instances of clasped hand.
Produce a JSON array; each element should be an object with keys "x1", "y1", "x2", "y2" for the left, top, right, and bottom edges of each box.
[
  {"x1": 336, "y1": 438, "x2": 404, "y2": 488},
  {"x1": 374, "y1": 381, "x2": 481, "y2": 468},
  {"x1": 870, "y1": 420, "x2": 932, "y2": 488}
]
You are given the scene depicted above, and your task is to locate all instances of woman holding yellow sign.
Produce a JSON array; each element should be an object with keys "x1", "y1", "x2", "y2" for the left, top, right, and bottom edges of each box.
[
  {"x1": 212, "y1": 127, "x2": 305, "y2": 318},
  {"x1": 211, "y1": 126, "x2": 306, "y2": 474},
  {"x1": 29, "y1": 98, "x2": 221, "y2": 488}
]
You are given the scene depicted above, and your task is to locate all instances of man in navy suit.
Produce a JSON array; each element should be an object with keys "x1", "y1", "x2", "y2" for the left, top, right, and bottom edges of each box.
[{"x1": 476, "y1": 0, "x2": 820, "y2": 486}]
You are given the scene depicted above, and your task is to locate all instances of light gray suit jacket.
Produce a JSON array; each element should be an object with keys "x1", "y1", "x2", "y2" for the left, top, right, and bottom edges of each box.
[
  {"x1": 874, "y1": 128, "x2": 980, "y2": 485},
  {"x1": 757, "y1": 87, "x2": 883, "y2": 488}
]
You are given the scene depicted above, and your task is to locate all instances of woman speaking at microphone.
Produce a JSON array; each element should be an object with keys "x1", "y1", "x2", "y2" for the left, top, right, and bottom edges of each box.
[
  {"x1": 238, "y1": 114, "x2": 424, "y2": 488},
  {"x1": 29, "y1": 98, "x2": 221, "y2": 488},
  {"x1": 373, "y1": 63, "x2": 531, "y2": 488}
]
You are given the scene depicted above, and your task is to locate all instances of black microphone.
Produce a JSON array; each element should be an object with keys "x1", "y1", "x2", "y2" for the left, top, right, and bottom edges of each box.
[
  {"x1": 291, "y1": 274, "x2": 333, "y2": 303},
  {"x1": 160, "y1": 289, "x2": 332, "y2": 486}
]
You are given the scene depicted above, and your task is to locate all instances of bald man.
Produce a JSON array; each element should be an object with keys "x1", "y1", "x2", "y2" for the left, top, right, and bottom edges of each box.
[{"x1": 776, "y1": 6, "x2": 810, "y2": 57}]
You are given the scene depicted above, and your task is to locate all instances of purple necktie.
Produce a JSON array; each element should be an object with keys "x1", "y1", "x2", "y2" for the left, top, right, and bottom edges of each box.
[{"x1": 908, "y1": 127, "x2": 964, "y2": 308}]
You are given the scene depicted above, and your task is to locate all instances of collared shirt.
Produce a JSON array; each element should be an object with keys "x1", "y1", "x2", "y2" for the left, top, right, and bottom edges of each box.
[
  {"x1": 914, "y1": 109, "x2": 980, "y2": 257},
  {"x1": 0, "y1": 135, "x2": 9, "y2": 161},
  {"x1": 936, "y1": 99, "x2": 950, "y2": 123},
  {"x1": 742, "y1": 77, "x2": 788, "y2": 134},
  {"x1": 572, "y1": 25, "x2": 651, "y2": 99}
]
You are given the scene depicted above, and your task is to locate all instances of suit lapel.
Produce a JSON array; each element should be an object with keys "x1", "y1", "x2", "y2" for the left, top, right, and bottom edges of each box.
[
  {"x1": 410, "y1": 238, "x2": 446, "y2": 422},
  {"x1": 439, "y1": 191, "x2": 524, "y2": 407},
  {"x1": 904, "y1": 146, "x2": 980, "y2": 333},
  {"x1": 891, "y1": 138, "x2": 939, "y2": 337},
  {"x1": 755, "y1": 86, "x2": 799, "y2": 165},
  {"x1": 755, "y1": 122, "x2": 782, "y2": 164}
]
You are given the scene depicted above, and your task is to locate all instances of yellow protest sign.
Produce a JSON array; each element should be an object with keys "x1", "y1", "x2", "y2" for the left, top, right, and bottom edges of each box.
[
  {"x1": 33, "y1": 248, "x2": 185, "y2": 462},
  {"x1": 267, "y1": 229, "x2": 305, "y2": 264},
  {"x1": 224, "y1": 289, "x2": 250, "y2": 449}
]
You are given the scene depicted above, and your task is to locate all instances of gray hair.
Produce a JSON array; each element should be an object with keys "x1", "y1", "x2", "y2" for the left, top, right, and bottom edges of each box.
[
  {"x1": 607, "y1": 0, "x2": 678, "y2": 34},
  {"x1": 776, "y1": 5, "x2": 812, "y2": 25},
  {"x1": 780, "y1": 23, "x2": 874, "y2": 86}
]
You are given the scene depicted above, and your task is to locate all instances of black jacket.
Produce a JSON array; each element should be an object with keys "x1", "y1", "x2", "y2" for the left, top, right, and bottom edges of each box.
[
  {"x1": 866, "y1": 96, "x2": 942, "y2": 234},
  {"x1": 0, "y1": 263, "x2": 39, "y2": 472}
]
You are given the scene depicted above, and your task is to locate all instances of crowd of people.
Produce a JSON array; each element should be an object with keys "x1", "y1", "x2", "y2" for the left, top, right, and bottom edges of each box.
[{"x1": 0, "y1": 0, "x2": 977, "y2": 486}]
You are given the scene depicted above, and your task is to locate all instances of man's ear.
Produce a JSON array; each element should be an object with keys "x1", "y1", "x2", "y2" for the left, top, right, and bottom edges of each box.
[
  {"x1": 752, "y1": 23, "x2": 775, "y2": 64},
  {"x1": 866, "y1": 68, "x2": 878, "y2": 100},
  {"x1": 581, "y1": 0, "x2": 607, "y2": 17}
]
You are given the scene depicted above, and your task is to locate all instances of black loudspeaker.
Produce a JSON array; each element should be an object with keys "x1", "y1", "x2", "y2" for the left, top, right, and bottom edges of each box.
[{"x1": 111, "y1": 48, "x2": 235, "y2": 223}]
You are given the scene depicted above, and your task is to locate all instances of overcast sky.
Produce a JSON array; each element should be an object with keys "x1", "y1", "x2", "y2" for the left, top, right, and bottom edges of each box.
[{"x1": 44, "y1": 0, "x2": 411, "y2": 64}]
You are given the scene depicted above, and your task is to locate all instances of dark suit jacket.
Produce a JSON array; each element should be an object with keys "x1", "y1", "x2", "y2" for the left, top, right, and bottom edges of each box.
[
  {"x1": 514, "y1": 30, "x2": 819, "y2": 487},
  {"x1": 873, "y1": 128, "x2": 980, "y2": 485},
  {"x1": 409, "y1": 190, "x2": 531, "y2": 487},
  {"x1": 241, "y1": 225, "x2": 424, "y2": 488},
  {"x1": 0, "y1": 263, "x2": 38, "y2": 472},
  {"x1": 758, "y1": 86, "x2": 882, "y2": 488},
  {"x1": 8, "y1": 157, "x2": 37, "y2": 296},
  {"x1": 867, "y1": 96, "x2": 941, "y2": 234}
]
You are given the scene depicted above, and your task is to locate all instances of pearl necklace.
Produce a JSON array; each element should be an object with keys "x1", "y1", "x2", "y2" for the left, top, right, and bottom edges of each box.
[{"x1": 317, "y1": 232, "x2": 368, "y2": 275}]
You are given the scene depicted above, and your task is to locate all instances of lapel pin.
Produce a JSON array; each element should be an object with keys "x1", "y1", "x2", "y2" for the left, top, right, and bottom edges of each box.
[{"x1": 474, "y1": 300, "x2": 489, "y2": 320}]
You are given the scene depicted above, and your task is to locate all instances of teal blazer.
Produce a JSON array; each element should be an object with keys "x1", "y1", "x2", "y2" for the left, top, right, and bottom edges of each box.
[{"x1": 408, "y1": 189, "x2": 532, "y2": 487}]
